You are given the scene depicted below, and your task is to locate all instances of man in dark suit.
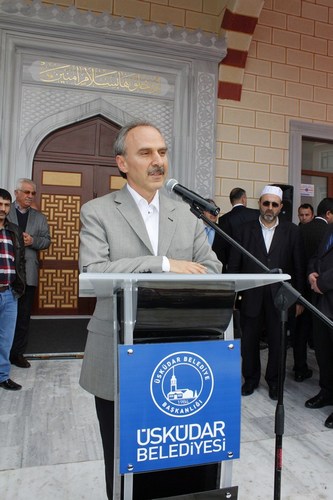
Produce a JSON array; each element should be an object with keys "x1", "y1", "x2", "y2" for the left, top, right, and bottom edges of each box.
[
  {"x1": 300, "y1": 198, "x2": 333, "y2": 261},
  {"x1": 293, "y1": 198, "x2": 333, "y2": 381},
  {"x1": 305, "y1": 223, "x2": 333, "y2": 428},
  {"x1": 7, "y1": 179, "x2": 51, "y2": 368},
  {"x1": 228, "y1": 185, "x2": 305, "y2": 400},
  {"x1": 218, "y1": 187, "x2": 259, "y2": 271},
  {"x1": 298, "y1": 203, "x2": 314, "y2": 225}
]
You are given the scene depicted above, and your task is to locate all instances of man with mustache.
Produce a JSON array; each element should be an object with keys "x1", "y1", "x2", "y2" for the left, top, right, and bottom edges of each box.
[
  {"x1": 228, "y1": 185, "x2": 305, "y2": 400},
  {"x1": 79, "y1": 120, "x2": 222, "y2": 499}
]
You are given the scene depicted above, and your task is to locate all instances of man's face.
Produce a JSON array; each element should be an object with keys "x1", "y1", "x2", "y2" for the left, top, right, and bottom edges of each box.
[
  {"x1": 14, "y1": 182, "x2": 36, "y2": 209},
  {"x1": 116, "y1": 126, "x2": 168, "y2": 202},
  {"x1": 259, "y1": 194, "x2": 282, "y2": 225},
  {"x1": 0, "y1": 197, "x2": 11, "y2": 225},
  {"x1": 326, "y1": 211, "x2": 333, "y2": 224},
  {"x1": 298, "y1": 208, "x2": 314, "y2": 224}
]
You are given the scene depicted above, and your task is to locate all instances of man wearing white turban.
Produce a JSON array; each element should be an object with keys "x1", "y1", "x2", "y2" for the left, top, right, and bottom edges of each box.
[{"x1": 228, "y1": 185, "x2": 306, "y2": 400}]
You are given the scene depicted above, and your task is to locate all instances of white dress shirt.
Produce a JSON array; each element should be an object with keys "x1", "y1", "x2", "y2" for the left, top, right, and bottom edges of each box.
[
  {"x1": 260, "y1": 217, "x2": 279, "y2": 252},
  {"x1": 127, "y1": 184, "x2": 170, "y2": 271}
]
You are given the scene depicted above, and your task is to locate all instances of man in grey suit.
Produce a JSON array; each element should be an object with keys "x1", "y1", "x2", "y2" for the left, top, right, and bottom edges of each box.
[
  {"x1": 79, "y1": 120, "x2": 222, "y2": 499},
  {"x1": 8, "y1": 179, "x2": 51, "y2": 368}
]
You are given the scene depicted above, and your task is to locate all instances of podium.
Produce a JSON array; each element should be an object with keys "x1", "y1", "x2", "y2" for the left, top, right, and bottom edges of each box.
[{"x1": 79, "y1": 273, "x2": 289, "y2": 500}]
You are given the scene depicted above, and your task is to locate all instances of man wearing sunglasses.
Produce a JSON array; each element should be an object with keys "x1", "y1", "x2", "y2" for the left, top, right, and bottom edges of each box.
[
  {"x1": 7, "y1": 179, "x2": 51, "y2": 368},
  {"x1": 228, "y1": 185, "x2": 305, "y2": 400}
]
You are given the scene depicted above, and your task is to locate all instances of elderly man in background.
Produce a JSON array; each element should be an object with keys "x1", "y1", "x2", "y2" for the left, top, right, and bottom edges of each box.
[{"x1": 8, "y1": 179, "x2": 51, "y2": 368}]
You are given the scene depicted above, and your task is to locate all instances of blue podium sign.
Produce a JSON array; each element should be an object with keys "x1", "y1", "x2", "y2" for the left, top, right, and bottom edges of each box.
[{"x1": 119, "y1": 340, "x2": 241, "y2": 474}]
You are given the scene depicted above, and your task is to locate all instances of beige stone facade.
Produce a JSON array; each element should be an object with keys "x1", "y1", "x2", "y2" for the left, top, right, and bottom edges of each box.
[{"x1": 25, "y1": 0, "x2": 333, "y2": 213}]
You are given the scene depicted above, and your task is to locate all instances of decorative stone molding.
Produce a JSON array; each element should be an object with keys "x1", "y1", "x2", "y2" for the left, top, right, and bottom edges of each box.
[
  {"x1": 0, "y1": 0, "x2": 227, "y2": 197},
  {"x1": 195, "y1": 72, "x2": 217, "y2": 194},
  {"x1": 0, "y1": 0, "x2": 225, "y2": 60}
]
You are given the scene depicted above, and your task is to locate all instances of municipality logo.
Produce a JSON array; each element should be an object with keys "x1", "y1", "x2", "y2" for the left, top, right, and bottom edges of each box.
[{"x1": 150, "y1": 351, "x2": 214, "y2": 418}]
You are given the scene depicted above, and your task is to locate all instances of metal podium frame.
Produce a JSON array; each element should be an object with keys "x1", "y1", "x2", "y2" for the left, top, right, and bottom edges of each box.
[{"x1": 79, "y1": 273, "x2": 290, "y2": 500}]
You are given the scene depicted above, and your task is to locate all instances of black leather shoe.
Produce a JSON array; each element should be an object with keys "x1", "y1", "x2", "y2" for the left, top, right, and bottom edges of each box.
[
  {"x1": 0, "y1": 379, "x2": 22, "y2": 390},
  {"x1": 269, "y1": 385, "x2": 278, "y2": 400},
  {"x1": 295, "y1": 368, "x2": 313, "y2": 382},
  {"x1": 241, "y1": 381, "x2": 257, "y2": 396},
  {"x1": 305, "y1": 393, "x2": 333, "y2": 409},
  {"x1": 324, "y1": 413, "x2": 333, "y2": 429},
  {"x1": 11, "y1": 355, "x2": 31, "y2": 368}
]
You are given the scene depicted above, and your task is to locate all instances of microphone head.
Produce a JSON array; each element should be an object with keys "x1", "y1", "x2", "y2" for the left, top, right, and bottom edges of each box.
[{"x1": 165, "y1": 178, "x2": 178, "y2": 194}]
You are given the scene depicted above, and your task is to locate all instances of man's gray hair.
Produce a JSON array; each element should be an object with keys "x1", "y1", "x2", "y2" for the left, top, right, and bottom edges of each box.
[
  {"x1": 113, "y1": 120, "x2": 163, "y2": 157},
  {"x1": 16, "y1": 178, "x2": 36, "y2": 190}
]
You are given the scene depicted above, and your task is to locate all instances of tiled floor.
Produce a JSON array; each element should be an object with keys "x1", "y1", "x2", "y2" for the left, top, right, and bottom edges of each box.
[{"x1": 0, "y1": 347, "x2": 333, "y2": 499}]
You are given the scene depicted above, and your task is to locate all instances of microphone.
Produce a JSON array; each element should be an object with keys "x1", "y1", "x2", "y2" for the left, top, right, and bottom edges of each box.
[{"x1": 165, "y1": 179, "x2": 220, "y2": 216}]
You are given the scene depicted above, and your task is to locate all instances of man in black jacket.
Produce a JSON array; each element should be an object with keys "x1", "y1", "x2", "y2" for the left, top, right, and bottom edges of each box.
[
  {"x1": 218, "y1": 187, "x2": 259, "y2": 271},
  {"x1": 293, "y1": 198, "x2": 333, "y2": 381},
  {"x1": 305, "y1": 224, "x2": 333, "y2": 428},
  {"x1": 0, "y1": 188, "x2": 26, "y2": 391},
  {"x1": 228, "y1": 185, "x2": 305, "y2": 400}
]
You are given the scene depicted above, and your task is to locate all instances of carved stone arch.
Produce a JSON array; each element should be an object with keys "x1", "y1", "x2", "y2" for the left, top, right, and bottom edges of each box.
[
  {"x1": 31, "y1": 112, "x2": 128, "y2": 316},
  {"x1": 18, "y1": 98, "x2": 135, "y2": 178},
  {"x1": 1, "y1": 1, "x2": 226, "y2": 198}
]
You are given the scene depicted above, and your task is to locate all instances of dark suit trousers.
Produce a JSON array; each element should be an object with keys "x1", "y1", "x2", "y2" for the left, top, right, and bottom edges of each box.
[
  {"x1": 240, "y1": 287, "x2": 282, "y2": 387},
  {"x1": 312, "y1": 316, "x2": 333, "y2": 398},
  {"x1": 10, "y1": 285, "x2": 36, "y2": 357},
  {"x1": 95, "y1": 397, "x2": 115, "y2": 500},
  {"x1": 292, "y1": 308, "x2": 312, "y2": 373},
  {"x1": 95, "y1": 397, "x2": 218, "y2": 500}
]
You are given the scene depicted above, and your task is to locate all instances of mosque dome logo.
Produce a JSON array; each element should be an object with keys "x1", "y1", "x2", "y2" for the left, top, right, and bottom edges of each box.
[{"x1": 150, "y1": 350, "x2": 214, "y2": 418}]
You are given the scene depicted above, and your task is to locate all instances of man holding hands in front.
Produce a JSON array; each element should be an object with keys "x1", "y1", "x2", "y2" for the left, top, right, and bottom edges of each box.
[{"x1": 79, "y1": 120, "x2": 222, "y2": 499}]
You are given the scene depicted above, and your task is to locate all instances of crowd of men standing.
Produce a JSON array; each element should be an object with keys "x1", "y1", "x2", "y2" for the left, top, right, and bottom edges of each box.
[
  {"x1": 2, "y1": 174, "x2": 332, "y2": 428},
  {"x1": 207, "y1": 187, "x2": 333, "y2": 429},
  {"x1": 1, "y1": 123, "x2": 332, "y2": 500}
]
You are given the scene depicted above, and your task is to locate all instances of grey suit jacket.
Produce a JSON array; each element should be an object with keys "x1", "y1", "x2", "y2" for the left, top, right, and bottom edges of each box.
[
  {"x1": 8, "y1": 205, "x2": 51, "y2": 286},
  {"x1": 79, "y1": 186, "x2": 222, "y2": 400}
]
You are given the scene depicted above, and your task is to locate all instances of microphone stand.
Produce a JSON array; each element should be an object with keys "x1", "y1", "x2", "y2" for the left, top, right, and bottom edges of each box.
[{"x1": 189, "y1": 201, "x2": 333, "y2": 500}]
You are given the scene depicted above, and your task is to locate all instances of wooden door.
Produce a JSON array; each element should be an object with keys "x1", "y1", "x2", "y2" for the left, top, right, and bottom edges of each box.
[
  {"x1": 301, "y1": 138, "x2": 333, "y2": 208},
  {"x1": 32, "y1": 116, "x2": 126, "y2": 316}
]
